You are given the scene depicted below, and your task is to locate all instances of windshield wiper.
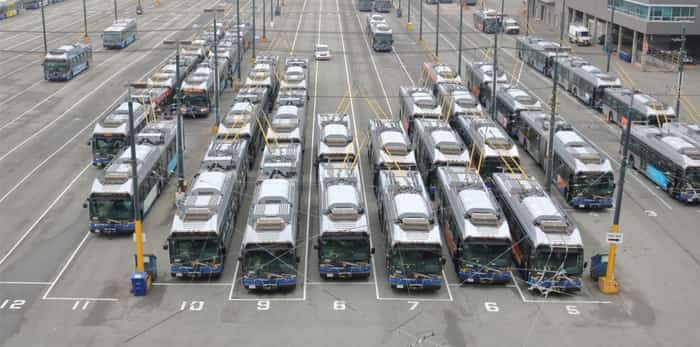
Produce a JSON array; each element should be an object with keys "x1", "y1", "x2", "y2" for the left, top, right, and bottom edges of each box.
[
  {"x1": 339, "y1": 260, "x2": 360, "y2": 268},
  {"x1": 412, "y1": 272, "x2": 434, "y2": 280}
]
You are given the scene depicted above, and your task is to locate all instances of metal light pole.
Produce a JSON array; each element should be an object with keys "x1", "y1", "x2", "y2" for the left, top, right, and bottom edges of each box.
[
  {"x1": 82, "y1": 0, "x2": 89, "y2": 42},
  {"x1": 262, "y1": 0, "x2": 267, "y2": 41},
  {"x1": 675, "y1": 27, "x2": 686, "y2": 119},
  {"x1": 205, "y1": 8, "x2": 225, "y2": 133},
  {"x1": 237, "y1": 0, "x2": 242, "y2": 80},
  {"x1": 606, "y1": 4, "x2": 616, "y2": 72},
  {"x1": 113, "y1": 0, "x2": 118, "y2": 20},
  {"x1": 435, "y1": 0, "x2": 440, "y2": 58},
  {"x1": 127, "y1": 99, "x2": 144, "y2": 274},
  {"x1": 545, "y1": 0, "x2": 566, "y2": 194},
  {"x1": 599, "y1": 91, "x2": 635, "y2": 295},
  {"x1": 252, "y1": 0, "x2": 256, "y2": 60},
  {"x1": 136, "y1": 0, "x2": 143, "y2": 14},
  {"x1": 163, "y1": 40, "x2": 190, "y2": 194},
  {"x1": 407, "y1": 0, "x2": 412, "y2": 31},
  {"x1": 270, "y1": 0, "x2": 273, "y2": 23},
  {"x1": 490, "y1": 0, "x2": 504, "y2": 121},
  {"x1": 40, "y1": 1, "x2": 47, "y2": 54},
  {"x1": 458, "y1": 1, "x2": 463, "y2": 76},
  {"x1": 419, "y1": 0, "x2": 423, "y2": 42},
  {"x1": 525, "y1": 0, "x2": 530, "y2": 37}
]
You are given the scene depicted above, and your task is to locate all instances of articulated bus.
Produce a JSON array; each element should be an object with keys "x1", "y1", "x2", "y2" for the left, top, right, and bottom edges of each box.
[
  {"x1": 493, "y1": 87, "x2": 543, "y2": 137},
  {"x1": 556, "y1": 56, "x2": 621, "y2": 108},
  {"x1": 628, "y1": 125, "x2": 700, "y2": 203},
  {"x1": 398, "y1": 86, "x2": 443, "y2": 136},
  {"x1": 218, "y1": 101, "x2": 265, "y2": 166},
  {"x1": 85, "y1": 119, "x2": 177, "y2": 234},
  {"x1": 90, "y1": 102, "x2": 147, "y2": 167},
  {"x1": 515, "y1": 36, "x2": 572, "y2": 77},
  {"x1": 377, "y1": 170, "x2": 445, "y2": 290},
  {"x1": 601, "y1": 88, "x2": 676, "y2": 127},
  {"x1": 102, "y1": 18, "x2": 137, "y2": 49},
  {"x1": 411, "y1": 119, "x2": 470, "y2": 194},
  {"x1": 473, "y1": 9, "x2": 499, "y2": 33},
  {"x1": 166, "y1": 138, "x2": 248, "y2": 278},
  {"x1": 316, "y1": 162, "x2": 372, "y2": 279},
  {"x1": 368, "y1": 119, "x2": 417, "y2": 190},
  {"x1": 436, "y1": 167, "x2": 512, "y2": 284},
  {"x1": 436, "y1": 83, "x2": 482, "y2": 121},
  {"x1": 43, "y1": 43, "x2": 92, "y2": 81},
  {"x1": 492, "y1": 173, "x2": 585, "y2": 294},
  {"x1": 451, "y1": 115, "x2": 520, "y2": 178},
  {"x1": 421, "y1": 62, "x2": 462, "y2": 97},
  {"x1": 356, "y1": 0, "x2": 372, "y2": 11},
  {"x1": 464, "y1": 61, "x2": 509, "y2": 106},
  {"x1": 317, "y1": 113, "x2": 355, "y2": 163}
]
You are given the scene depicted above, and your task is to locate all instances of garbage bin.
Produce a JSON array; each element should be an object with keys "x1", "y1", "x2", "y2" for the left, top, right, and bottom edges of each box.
[
  {"x1": 131, "y1": 271, "x2": 148, "y2": 296},
  {"x1": 589, "y1": 253, "x2": 608, "y2": 280},
  {"x1": 396, "y1": 8, "x2": 402, "y2": 17},
  {"x1": 619, "y1": 51, "x2": 632, "y2": 63}
]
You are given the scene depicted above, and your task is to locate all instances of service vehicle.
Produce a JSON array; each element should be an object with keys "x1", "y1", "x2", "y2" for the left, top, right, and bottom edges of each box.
[
  {"x1": 90, "y1": 102, "x2": 147, "y2": 167},
  {"x1": 568, "y1": 24, "x2": 592, "y2": 46},
  {"x1": 102, "y1": 18, "x2": 137, "y2": 49},
  {"x1": 315, "y1": 162, "x2": 372, "y2": 279},
  {"x1": 377, "y1": 170, "x2": 445, "y2": 290},
  {"x1": 628, "y1": 125, "x2": 700, "y2": 203},
  {"x1": 0, "y1": 0, "x2": 18, "y2": 19},
  {"x1": 502, "y1": 17, "x2": 520, "y2": 34},
  {"x1": 492, "y1": 173, "x2": 585, "y2": 294},
  {"x1": 42, "y1": 42, "x2": 92, "y2": 81},
  {"x1": 436, "y1": 167, "x2": 512, "y2": 283},
  {"x1": 314, "y1": 44, "x2": 332, "y2": 61},
  {"x1": 85, "y1": 119, "x2": 177, "y2": 234},
  {"x1": 398, "y1": 86, "x2": 443, "y2": 136},
  {"x1": 601, "y1": 88, "x2": 676, "y2": 127},
  {"x1": 316, "y1": 113, "x2": 356, "y2": 163}
]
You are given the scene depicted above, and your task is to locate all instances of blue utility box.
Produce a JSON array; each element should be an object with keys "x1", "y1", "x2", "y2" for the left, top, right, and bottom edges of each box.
[
  {"x1": 590, "y1": 253, "x2": 608, "y2": 280},
  {"x1": 396, "y1": 8, "x2": 402, "y2": 17},
  {"x1": 131, "y1": 272, "x2": 148, "y2": 296}
]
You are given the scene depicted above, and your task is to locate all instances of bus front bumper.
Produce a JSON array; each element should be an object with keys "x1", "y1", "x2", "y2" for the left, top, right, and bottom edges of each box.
[
  {"x1": 90, "y1": 223, "x2": 134, "y2": 234},
  {"x1": 678, "y1": 192, "x2": 700, "y2": 203},
  {"x1": 319, "y1": 265, "x2": 371, "y2": 279},
  {"x1": 568, "y1": 198, "x2": 613, "y2": 209},
  {"x1": 389, "y1": 277, "x2": 443, "y2": 290},
  {"x1": 527, "y1": 279, "x2": 582, "y2": 292},
  {"x1": 242, "y1": 277, "x2": 297, "y2": 291},
  {"x1": 170, "y1": 265, "x2": 223, "y2": 277},
  {"x1": 458, "y1": 271, "x2": 511, "y2": 284}
]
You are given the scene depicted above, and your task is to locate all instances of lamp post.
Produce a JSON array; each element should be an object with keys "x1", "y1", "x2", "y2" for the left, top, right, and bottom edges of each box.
[
  {"x1": 113, "y1": 0, "x2": 118, "y2": 21},
  {"x1": 82, "y1": 0, "x2": 89, "y2": 42},
  {"x1": 458, "y1": 1, "x2": 463, "y2": 75},
  {"x1": 435, "y1": 0, "x2": 440, "y2": 58},
  {"x1": 205, "y1": 8, "x2": 225, "y2": 133},
  {"x1": 40, "y1": 0, "x2": 47, "y2": 54},
  {"x1": 407, "y1": 0, "x2": 412, "y2": 31},
  {"x1": 237, "y1": 0, "x2": 242, "y2": 80}
]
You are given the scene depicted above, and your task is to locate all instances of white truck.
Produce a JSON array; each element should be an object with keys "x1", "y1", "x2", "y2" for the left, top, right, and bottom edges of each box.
[{"x1": 568, "y1": 24, "x2": 591, "y2": 46}]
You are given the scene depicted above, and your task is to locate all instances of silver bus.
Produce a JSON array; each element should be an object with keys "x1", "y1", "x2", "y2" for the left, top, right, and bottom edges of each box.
[
  {"x1": 266, "y1": 104, "x2": 304, "y2": 144},
  {"x1": 377, "y1": 170, "x2": 445, "y2": 290},
  {"x1": 556, "y1": 56, "x2": 622, "y2": 108},
  {"x1": 411, "y1": 119, "x2": 470, "y2": 194},
  {"x1": 316, "y1": 162, "x2": 372, "y2": 279},
  {"x1": 664, "y1": 122, "x2": 700, "y2": 147},
  {"x1": 464, "y1": 61, "x2": 509, "y2": 106},
  {"x1": 515, "y1": 36, "x2": 572, "y2": 77},
  {"x1": 492, "y1": 173, "x2": 585, "y2": 294},
  {"x1": 628, "y1": 125, "x2": 700, "y2": 203},
  {"x1": 85, "y1": 119, "x2": 177, "y2": 234},
  {"x1": 421, "y1": 62, "x2": 462, "y2": 97},
  {"x1": 451, "y1": 115, "x2": 520, "y2": 178},
  {"x1": 436, "y1": 83, "x2": 482, "y2": 121},
  {"x1": 102, "y1": 18, "x2": 137, "y2": 49},
  {"x1": 368, "y1": 119, "x2": 417, "y2": 191},
  {"x1": 235, "y1": 86, "x2": 273, "y2": 114},
  {"x1": 436, "y1": 167, "x2": 512, "y2": 284},
  {"x1": 493, "y1": 87, "x2": 543, "y2": 136},
  {"x1": 601, "y1": 88, "x2": 676, "y2": 127},
  {"x1": 399, "y1": 86, "x2": 443, "y2": 136},
  {"x1": 245, "y1": 62, "x2": 279, "y2": 100},
  {"x1": 368, "y1": 22, "x2": 393, "y2": 52},
  {"x1": 257, "y1": 143, "x2": 303, "y2": 192},
  {"x1": 42, "y1": 42, "x2": 92, "y2": 81},
  {"x1": 317, "y1": 113, "x2": 355, "y2": 163},
  {"x1": 217, "y1": 101, "x2": 264, "y2": 164},
  {"x1": 90, "y1": 102, "x2": 147, "y2": 167}
]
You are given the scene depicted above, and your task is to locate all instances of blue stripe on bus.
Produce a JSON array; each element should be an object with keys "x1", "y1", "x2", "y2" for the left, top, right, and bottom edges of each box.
[
  {"x1": 646, "y1": 163, "x2": 668, "y2": 190},
  {"x1": 168, "y1": 155, "x2": 177, "y2": 174}
]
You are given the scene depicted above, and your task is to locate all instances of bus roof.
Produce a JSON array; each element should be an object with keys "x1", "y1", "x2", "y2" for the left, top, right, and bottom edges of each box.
[
  {"x1": 318, "y1": 162, "x2": 368, "y2": 237},
  {"x1": 631, "y1": 125, "x2": 700, "y2": 168},
  {"x1": 554, "y1": 130, "x2": 613, "y2": 174},
  {"x1": 170, "y1": 171, "x2": 234, "y2": 237}
]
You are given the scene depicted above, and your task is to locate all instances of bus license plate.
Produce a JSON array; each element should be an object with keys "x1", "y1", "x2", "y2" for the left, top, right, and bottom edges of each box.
[
  {"x1": 396, "y1": 284, "x2": 404, "y2": 289},
  {"x1": 249, "y1": 285, "x2": 256, "y2": 289},
  {"x1": 339, "y1": 273, "x2": 351, "y2": 278},
  {"x1": 326, "y1": 273, "x2": 334, "y2": 278}
]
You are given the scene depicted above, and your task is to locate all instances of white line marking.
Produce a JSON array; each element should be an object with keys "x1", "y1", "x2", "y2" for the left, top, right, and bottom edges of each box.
[
  {"x1": 0, "y1": 164, "x2": 90, "y2": 267},
  {"x1": 42, "y1": 231, "x2": 91, "y2": 300},
  {"x1": 42, "y1": 297, "x2": 118, "y2": 302},
  {"x1": 152, "y1": 282, "x2": 233, "y2": 286},
  {"x1": 0, "y1": 281, "x2": 52, "y2": 286},
  {"x1": 305, "y1": 281, "x2": 374, "y2": 286},
  {"x1": 510, "y1": 272, "x2": 611, "y2": 304},
  {"x1": 289, "y1": 0, "x2": 309, "y2": 53},
  {"x1": 353, "y1": 12, "x2": 393, "y2": 113}
]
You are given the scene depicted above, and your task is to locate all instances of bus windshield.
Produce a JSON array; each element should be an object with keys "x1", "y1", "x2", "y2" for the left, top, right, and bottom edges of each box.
[
  {"x1": 319, "y1": 237, "x2": 370, "y2": 265},
  {"x1": 573, "y1": 173, "x2": 615, "y2": 197},
  {"x1": 44, "y1": 60, "x2": 68, "y2": 73},
  {"x1": 243, "y1": 248, "x2": 296, "y2": 275},
  {"x1": 686, "y1": 169, "x2": 700, "y2": 188},
  {"x1": 89, "y1": 197, "x2": 133, "y2": 221},
  {"x1": 533, "y1": 249, "x2": 583, "y2": 275},
  {"x1": 390, "y1": 249, "x2": 442, "y2": 275},
  {"x1": 93, "y1": 137, "x2": 126, "y2": 157},
  {"x1": 169, "y1": 238, "x2": 219, "y2": 264},
  {"x1": 183, "y1": 94, "x2": 209, "y2": 107},
  {"x1": 375, "y1": 33, "x2": 392, "y2": 42},
  {"x1": 462, "y1": 243, "x2": 512, "y2": 268}
]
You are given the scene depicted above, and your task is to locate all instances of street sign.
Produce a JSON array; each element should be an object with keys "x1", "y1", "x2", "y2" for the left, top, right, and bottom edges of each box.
[{"x1": 606, "y1": 233, "x2": 623, "y2": 244}]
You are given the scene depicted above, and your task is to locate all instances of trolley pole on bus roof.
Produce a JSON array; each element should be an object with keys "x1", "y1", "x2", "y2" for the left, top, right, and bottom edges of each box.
[
  {"x1": 40, "y1": 1, "x2": 47, "y2": 55},
  {"x1": 407, "y1": 0, "x2": 412, "y2": 31},
  {"x1": 434, "y1": 0, "x2": 440, "y2": 59},
  {"x1": 457, "y1": 1, "x2": 463, "y2": 76},
  {"x1": 82, "y1": 0, "x2": 89, "y2": 42},
  {"x1": 205, "y1": 7, "x2": 225, "y2": 133},
  {"x1": 419, "y1": 0, "x2": 423, "y2": 42},
  {"x1": 545, "y1": 0, "x2": 565, "y2": 194},
  {"x1": 162, "y1": 40, "x2": 190, "y2": 195},
  {"x1": 599, "y1": 91, "x2": 635, "y2": 295},
  {"x1": 236, "y1": 0, "x2": 242, "y2": 80},
  {"x1": 113, "y1": 0, "x2": 118, "y2": 20},
  {"x1": 674, "y1": 27, "x2": 686, "y2": 120},
  {"x1": 251, "y1": 0, "x2": 256, "y2": 61},
  {"x1": 605, "y1": 4, "x2": 616, "y2": 72}
]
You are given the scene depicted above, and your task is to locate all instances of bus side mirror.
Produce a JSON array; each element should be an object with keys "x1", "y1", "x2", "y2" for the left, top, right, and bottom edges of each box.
[
  {"x1": 296, "y1": 256, "x2": 300, "y2": 263},
  {"x1": 440, "y1": 257, "x2": 447, "y2": 265},
  {"x1": 583, "y1": 261, "x2": 588, "y2": 269},
  {"x1": 370, "y1": 247, "x2": 375, "y2": 254},
  {"x1": 86, "y1": 140, "x2": 91, "y2": 146},
  {"x1": 238, "y1": 256, "x2": 243, "y2": 262},
  {"x1": 162, "y1": 243, "x2": 168, "y2": 250},
  {"x1": 313, "y1": 243, "x2": 318, "y2": 250},
  {"x1": 82, "y1": 200, "x2": 88, "y2": 208}
]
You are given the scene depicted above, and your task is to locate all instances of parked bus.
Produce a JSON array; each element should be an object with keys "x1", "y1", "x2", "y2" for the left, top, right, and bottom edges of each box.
[
  {"x1": 436, "y1": 167, "x2": 512, "y2": 283},
  {"x1": 235, "y1": 86, "x2": 273, "y2": 114},
  {"x1": 421, "y1": 62, "x2": 462, "y2": 97},
  {"x1": 473, "y1": 9, "x2": 499, "y2": 33},
  {"x1": 217, "y1": 101, "x2": 264, "y2": 165},
  {"x1": 493, "y1": 87, "x2": 543, "y2": 136},
  {"x1": 492, "y1": 173, "x2": 585, "y2": 294},
  {"x1": 368, "y1": 22, "x2": 393, "y2": 52},
  {"x1": 42, "y1": 42, "x2": 92, "y2": 81},
  {"x1": 411, "y1": 119, "x2": 470, "y2": 194},
  {"x1": 373, "y1": 0, "x2": 391, "y2": 12},
  {"x1": 317, "y1": 113, "x2": 355, "y2": 163},
  {"x1": 464, "y1": 61, "x2": 508, "y2": 105},
  {"x1": 180, "y1": 64, "x2": 214, "y2": 117},
  {"x1": 451, "y1": 115, "x2": 520, "y2": 178},
  {"x1": 398, "y1": 86, "x2": 442, "y2": 136},
  {"x1": 266, "y1": 105, "x2": 304, "y2": 144},
  {"x1": 436, "y1": 83, "x2": 483, "y2": 121},
  {"x1": 85, "y1": 119, "x2": 177, "y2": 234},
  {"x1": 316, "y1": 162, "x2": 372, "y2": 279},
  {"x1": 257, "y1": 143, "x2": 303, "y2": 188},
  {"x1": 0, "y1": 0, "x2": 18, "y2": 19},
  {"x1": 166, "y1": 138, "x2": 248, "y2": 278},
  {"x1": 601, "y1": 88, "x2": 676, "y2": 127},
  {"x1": 515, "y1": 36, "x2": 572, "y2": 77},
  {"x1": 665, "y1": 122, "x2": 700, "y2": 146},
  {"x1": 130, "y1": 84, "x2": 172, "y2": 116},
  {"x1": 102, "y1": 18, "x2": 137, "y2": 49},
  {"x1": 244, "y1": 62, "x2": 279, "y2": 100},
  {"x1": 368, "y1": 119, "x2": 417, "y2": 190},
  {"x1": 516, "y1": 110, "x2": 571, "y2": 169},
  {"x1": 90, "y1": 102, "x2": 147, "y2": 167},
  {"x1": 628, "y1": 125, "x2": 700, "y2": 203},
  {"x1": 377, "y1": 170, "x2": 445, "y2": 290},
  {"x1": 356, "y1": 0, "x2": 372, "y2": 11},
  {"x1": 556, "y1": 56, "x2": 621, "y2": 108}
]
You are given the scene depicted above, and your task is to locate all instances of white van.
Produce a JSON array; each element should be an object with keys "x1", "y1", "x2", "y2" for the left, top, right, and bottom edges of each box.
[{"x1": 568, "y1": 24, "x2": 591, "y2": 46}]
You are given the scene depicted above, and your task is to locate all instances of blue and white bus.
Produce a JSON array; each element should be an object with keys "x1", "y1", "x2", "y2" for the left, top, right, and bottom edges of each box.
[{"x1": 42, "y1": 43, "x2": 92, "y2": 81}]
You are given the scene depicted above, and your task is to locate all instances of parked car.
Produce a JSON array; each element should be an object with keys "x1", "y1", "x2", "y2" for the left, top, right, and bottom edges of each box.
[{"x1": 314, "y1": 44, "x2": 331, "y2": 61}]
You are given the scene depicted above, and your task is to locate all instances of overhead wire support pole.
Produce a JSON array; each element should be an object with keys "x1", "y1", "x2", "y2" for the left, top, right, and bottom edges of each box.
[
  {"x1": 163, "y1": 39, "x2": 190, "y2": 194},
  {"x1": 675, "y1": 27, "x2": 686, "y2": 120},
  {"x1": 407, "y1": 0, "x2": 412, "y2": 30},
  {"x1": 600, "y1": 91, "x2": 635, "y2": 295},
  {"x1": 127, "y1": 98, "x2": 144, "y2": 274},
  {"x1": 490, "y1": 0, "x2": 503, "y2": 122},
  {"x1": 606, "y1": 3, "x2": 615, "y2": 72},
  {"x1": 252, "y1": 0, "x2": 256, "y2": 60},
  {"x1": 525, "y1": 0, "x2": 530, "y2": 37},
  {"x1": 435, "y1": 0, "x2": 440, "y2": 59},
  {"x1": 458, "y1": 1, "x2": 463, "y2": 76},
  {"x1": 40, "y1": 1, "x2": 47, "y2": 54},
  {"x1": 82, "y1": 0, "x2": 89, "y2": 42},
  {"x1": 205, "y1": 7, "x2": 225, "y2": 133},
  {"x1": 236, "y1": 0, "x2": 242, "y2": 80},
  {"x1": 114, "y1": 0, "x2": 118, "y2": 21},
  {"x1": 546, "y1": 0, "x2": 565, "y2": 194},
  {"x1": 262, "y1": 0, "x2": 267, "y2": 41},
  {"x1": 419, "y1": 0, "x2": 423, "y2": 42}
]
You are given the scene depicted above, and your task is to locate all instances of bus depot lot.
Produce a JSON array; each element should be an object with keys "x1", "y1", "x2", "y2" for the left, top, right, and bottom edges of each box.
[{"x1": 0, "y1": 0, "x2": 699, "y2": 346}]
